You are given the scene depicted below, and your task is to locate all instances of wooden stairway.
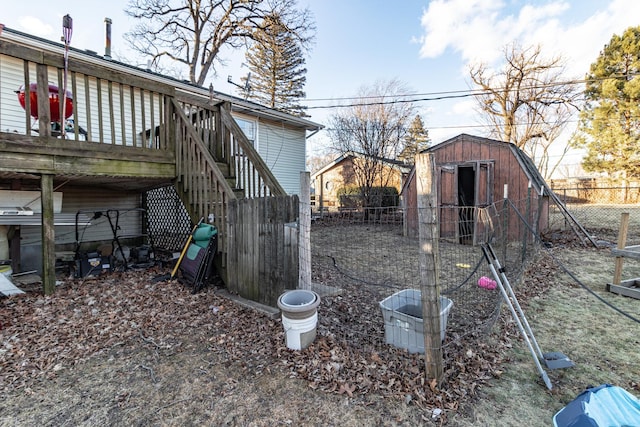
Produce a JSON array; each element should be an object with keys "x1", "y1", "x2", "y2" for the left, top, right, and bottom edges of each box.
[{"x1": 168, "y1": 98, "x2": 288, "y2": 286}]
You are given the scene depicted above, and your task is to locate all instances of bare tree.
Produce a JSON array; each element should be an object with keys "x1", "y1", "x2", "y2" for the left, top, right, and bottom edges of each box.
[
  {"x1": 328, "y1": 79, "x2": 415, "y2": 208},
  {"x1": 469, "y1": 43, "x2": 580, "y2": 178},
  {"x1": 124, "y1": 0, "x2": 314, "y2": 86}
]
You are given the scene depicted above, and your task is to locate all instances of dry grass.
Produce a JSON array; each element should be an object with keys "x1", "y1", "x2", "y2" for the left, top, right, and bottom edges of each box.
[{"x1": 450, "y1": 245, "x2": 640, "y2": 426}]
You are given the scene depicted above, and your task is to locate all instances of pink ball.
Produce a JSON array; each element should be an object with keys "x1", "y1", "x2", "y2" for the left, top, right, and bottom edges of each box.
[{"x1": 478, "y1": 276, "x2": 497, "y2": 290}]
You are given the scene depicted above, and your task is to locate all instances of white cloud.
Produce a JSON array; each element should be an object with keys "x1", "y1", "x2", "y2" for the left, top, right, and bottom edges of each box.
[
  {"x1": 419, "y1": 0, "x2": 505, "y2": 62},
  {"x1": 419, "y1": 0, "x2": 571, "y2": 66},
  {"x1": 418, "y1": 0, "x2": 640, "y2": 78},
  {"x1": 450, "y1": 99, "x2": 476, "y2": 116},
  {"x1": 17, "y1": 16, "x2": 53, "y2": 38},
  {"x1": 552, "y1": 0, "x2": 640, "y2": 78}
]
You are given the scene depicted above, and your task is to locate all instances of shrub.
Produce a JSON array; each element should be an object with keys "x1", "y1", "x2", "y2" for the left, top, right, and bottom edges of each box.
[{"x1": 337, "y1": 186, "x2": 399, "y2": 208}]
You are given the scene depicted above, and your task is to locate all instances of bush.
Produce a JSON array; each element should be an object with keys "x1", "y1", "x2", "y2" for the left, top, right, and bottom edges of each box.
[
  {"x1": 337, "y1": 185, "x2": 362, "y2": 209},
  {"x1": 368, "y1": 186, "x2": 399, "y2": 208},
  {"x1": 337, "y1": 186, "x2": 399, "y2": 208}
]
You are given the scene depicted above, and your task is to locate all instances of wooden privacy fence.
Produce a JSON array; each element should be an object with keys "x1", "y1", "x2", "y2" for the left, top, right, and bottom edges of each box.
[{"x1": 226, "y1": 195, "x2": 299, "y2": 307}]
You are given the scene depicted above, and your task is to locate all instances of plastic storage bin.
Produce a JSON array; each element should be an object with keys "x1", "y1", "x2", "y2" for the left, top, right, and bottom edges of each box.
[{"x1": 379, "y1": 289, "x2": 453, "y2": 353}]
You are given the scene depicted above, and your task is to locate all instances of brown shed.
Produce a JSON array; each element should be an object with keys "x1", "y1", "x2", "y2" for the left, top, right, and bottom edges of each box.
[{"x1": 402, "y1": 134, "x2": 550, "y2": 243}]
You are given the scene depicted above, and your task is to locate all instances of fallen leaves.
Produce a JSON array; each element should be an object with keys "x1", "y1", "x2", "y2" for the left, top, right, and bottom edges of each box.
[{"x1": 1, "y1": 257, "x2": 522, "y2": 423}]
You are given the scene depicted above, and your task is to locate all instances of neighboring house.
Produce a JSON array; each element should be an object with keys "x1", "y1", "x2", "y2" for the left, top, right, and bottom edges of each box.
[
  {"x1": 311, "y1": 152, "x2": 412, "y2": 211},
  {"x1": 0, "y1": 25, "x2": 321, "y2": 287},
  {"x1": 402, "y1": 134, "x2": 551, "y2": 243}
]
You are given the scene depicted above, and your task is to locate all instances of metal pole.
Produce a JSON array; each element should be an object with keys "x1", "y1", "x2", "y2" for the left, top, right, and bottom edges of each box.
[
  {"x1": 104, "y1": 18, "x2": 112, "y2": 59},
  {"x1": 61, "y1": 15, "x2": 73, "y2": 138}
]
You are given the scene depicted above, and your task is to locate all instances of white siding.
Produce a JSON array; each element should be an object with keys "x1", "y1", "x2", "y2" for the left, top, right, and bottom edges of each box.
[
  {"x1": 0, "y1": 55, "x2": 162, "y2": 146},
  {"x1": 0, "y1": 56, "x2": 32, "y2": 133},
  {"x1": 257, "y1": 120, "x2": 306, "y2": 195},
  {"x1": 20, "y1": 187, "x2": 143, "y2": 248}
]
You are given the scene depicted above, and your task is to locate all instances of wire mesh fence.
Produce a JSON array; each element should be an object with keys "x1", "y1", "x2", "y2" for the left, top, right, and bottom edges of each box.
[
  {"x1": 308, "y1": 199, "x2": 540, "y2": 389},
  {"x1": 305, "y1": 184, "x2": 639, "y2": 396},
  {"x1": 549, "y1": 186, "x2": 640, "y2": 246}
]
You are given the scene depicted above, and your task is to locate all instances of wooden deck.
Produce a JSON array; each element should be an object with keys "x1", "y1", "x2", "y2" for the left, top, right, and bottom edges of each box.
[{"x1": 0, "y1": 29, "x2": 296, "y2": 298}]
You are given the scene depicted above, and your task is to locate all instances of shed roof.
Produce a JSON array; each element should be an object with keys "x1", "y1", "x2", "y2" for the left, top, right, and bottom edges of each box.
[
  {"x1": 311, "y1": 151, "x2": 412, "y2": 180},
  {"x1": 424, "y1": 133, "x2": 551, "y2": 196}
]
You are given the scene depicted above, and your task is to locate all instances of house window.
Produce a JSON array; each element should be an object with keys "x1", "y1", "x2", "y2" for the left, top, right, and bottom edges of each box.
[{"x1": 234, "y1": 117, "x2": 256, "y2": 146}]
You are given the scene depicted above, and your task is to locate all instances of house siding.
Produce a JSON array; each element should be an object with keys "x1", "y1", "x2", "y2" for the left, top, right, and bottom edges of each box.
[
  {"x1": 0, "y1": 55, "x2": 30, "y2": 133},
  {"x1": 20, "y1": 187, "x2": 143, "y2": 271},
  {"x1": 257, "y1": 119, "x2": 306, "y2": 195}
]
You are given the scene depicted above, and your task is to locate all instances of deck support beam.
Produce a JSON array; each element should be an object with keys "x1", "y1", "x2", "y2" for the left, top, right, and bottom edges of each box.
[{"x1": 41, "y1": 174, "x2": 56, "y2": 295}]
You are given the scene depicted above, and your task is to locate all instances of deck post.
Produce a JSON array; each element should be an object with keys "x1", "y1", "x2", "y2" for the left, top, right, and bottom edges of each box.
[
  {"x1": 41, "y1": 174, "x2": 56, "y2": 295},
  {"x1": 415, "y1": 152, "x2": 443, "y2": 384}
]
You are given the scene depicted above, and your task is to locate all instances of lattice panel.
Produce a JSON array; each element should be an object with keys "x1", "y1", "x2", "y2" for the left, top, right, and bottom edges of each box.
[{"x1": 144, "y1": 186, "x2": 193, "y2": 252}]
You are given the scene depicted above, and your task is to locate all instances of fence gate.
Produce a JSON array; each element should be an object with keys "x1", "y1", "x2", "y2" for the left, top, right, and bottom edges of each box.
[{"x1": 226, "y1": 195, "x2": 299, "y2": 307}]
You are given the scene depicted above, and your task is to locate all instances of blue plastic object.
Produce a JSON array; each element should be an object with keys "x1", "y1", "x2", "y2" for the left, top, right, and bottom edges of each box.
[{"x1": 553, "y1": 384, "x2": 640, "y2": 427}]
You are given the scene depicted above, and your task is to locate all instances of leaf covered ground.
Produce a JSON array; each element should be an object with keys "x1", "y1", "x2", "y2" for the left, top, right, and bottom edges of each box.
[{"x1": 1, "y1": 233, "x2": 639, "y2": 426}]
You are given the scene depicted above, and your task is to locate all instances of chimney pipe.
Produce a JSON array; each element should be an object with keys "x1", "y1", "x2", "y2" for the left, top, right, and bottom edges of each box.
[{"x1": 104, "y1": 18, "x2": 112, "y2": 59}]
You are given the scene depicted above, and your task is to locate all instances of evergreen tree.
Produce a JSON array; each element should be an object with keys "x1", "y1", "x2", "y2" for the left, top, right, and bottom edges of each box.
[
  {"x1": 572, "y1": 26, "x2": 640, "y2": 183},
  {"x1": 241, "y1": 13, "x2": 309, "y2": 117},
  {"x1": 398, "y1": 115, "x2": 430, "y2": 164}
]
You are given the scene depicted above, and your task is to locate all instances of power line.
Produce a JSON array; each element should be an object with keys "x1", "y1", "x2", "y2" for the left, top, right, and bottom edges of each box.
[{"x1": 301, "y1": 72, "x2": 639, "y2": 110}]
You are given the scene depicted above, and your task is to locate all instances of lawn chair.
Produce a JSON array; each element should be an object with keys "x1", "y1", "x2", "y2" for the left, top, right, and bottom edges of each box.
[{"x1": 178, "y1": 223, "x2": 218, "y2": 293}]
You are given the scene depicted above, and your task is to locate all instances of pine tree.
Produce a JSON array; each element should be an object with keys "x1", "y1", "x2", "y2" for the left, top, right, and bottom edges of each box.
[
  {"x1": 572, "y1": 26, "x2": 640, "y2": 183},
  {"x1": 398, "y1": 115, "x2": 430, "y2": 164},
  {"x1": 241, "y1": 13, "x2": 309, "y2": 117}
]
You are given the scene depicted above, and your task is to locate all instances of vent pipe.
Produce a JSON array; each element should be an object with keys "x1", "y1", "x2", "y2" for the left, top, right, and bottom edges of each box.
[{"x1": 104, "y1": 18, "x2": 112, "y2": 59}]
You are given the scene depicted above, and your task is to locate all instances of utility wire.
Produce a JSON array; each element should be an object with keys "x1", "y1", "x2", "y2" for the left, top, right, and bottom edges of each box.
[{"x1": 301, "y1": 72, "x2": 639, "y2": 109}]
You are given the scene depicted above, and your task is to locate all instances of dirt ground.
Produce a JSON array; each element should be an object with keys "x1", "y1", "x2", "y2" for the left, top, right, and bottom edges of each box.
[
  {"x1": 1, "y1": 227, "x2": 638, "y2": 426},
  {"x1": 0, "y1": 269, "x2": 434, "y2": 426}
]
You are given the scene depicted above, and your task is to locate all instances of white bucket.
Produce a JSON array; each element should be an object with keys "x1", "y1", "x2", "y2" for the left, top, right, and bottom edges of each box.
[
  {"x1": 281, "y1": 311, "x2": 318, "y2": 351},
  {"x1": 277, "y1": 289, "x2": 321, "y2": 350}
]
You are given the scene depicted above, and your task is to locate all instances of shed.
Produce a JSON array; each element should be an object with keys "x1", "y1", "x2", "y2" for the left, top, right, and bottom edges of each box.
[{"x1": 402, "y1": 134, "x2": 551, "y2": 244}]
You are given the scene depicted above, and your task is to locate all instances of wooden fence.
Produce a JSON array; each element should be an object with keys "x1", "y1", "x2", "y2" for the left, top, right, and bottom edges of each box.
[{"x1": 226, "y1": 195, "x2": 299, "y2": 307}]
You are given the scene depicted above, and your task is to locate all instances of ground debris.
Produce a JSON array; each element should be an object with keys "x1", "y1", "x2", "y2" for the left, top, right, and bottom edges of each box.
[{"x1": 1, "y1": 263, "x2": 516, "y2": 425}]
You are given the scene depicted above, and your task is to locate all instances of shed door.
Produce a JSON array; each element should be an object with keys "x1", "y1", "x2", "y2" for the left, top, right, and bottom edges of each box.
[
  {"x1": 437, "y1": 161, "x2": 494, "y2": 244},
  {"x1": 474, "y1": 161, "x2": 495, "y2": 243},
  {"x1": 438, "y1": 165, "x2": 457, "y2": 240}
]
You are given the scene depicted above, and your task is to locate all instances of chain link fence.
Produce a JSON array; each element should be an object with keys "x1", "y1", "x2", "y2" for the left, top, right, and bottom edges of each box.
[{"x1": 549, "y1": 186, "x2": 640, "y2": 246}]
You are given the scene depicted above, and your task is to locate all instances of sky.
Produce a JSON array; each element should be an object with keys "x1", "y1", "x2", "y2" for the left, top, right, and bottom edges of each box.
[{"x1": 2, "y1": 0, "x2": 639, "y2": 176}]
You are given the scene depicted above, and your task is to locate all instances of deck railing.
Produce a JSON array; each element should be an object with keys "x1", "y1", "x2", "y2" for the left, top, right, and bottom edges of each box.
[
  {"x1": 1, "y1": 32, "x2": 295, "y2": 289},
  {"x1": 0, "y1": 38, "x2": 172, "y2": 151},
  {"x1": 219, "y1": 105, "x2": 287, "y2": 198},
  {"x1": 171, "y1": 98, "x2": 235, "y2": 244}
]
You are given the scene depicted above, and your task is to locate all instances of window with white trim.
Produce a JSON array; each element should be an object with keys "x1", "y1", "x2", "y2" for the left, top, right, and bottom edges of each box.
[{"x1": 234, "y1": 117, "x2": 256, "y2": 146}]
